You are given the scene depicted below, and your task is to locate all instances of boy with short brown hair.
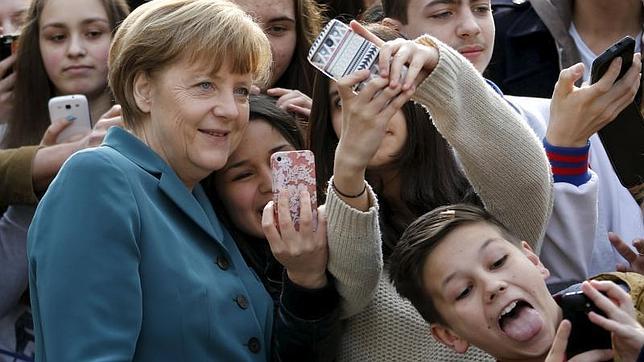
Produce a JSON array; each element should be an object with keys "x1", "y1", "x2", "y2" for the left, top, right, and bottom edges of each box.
[{"x1": 390, "y1": 204, "x2": 644, "y2": 361}]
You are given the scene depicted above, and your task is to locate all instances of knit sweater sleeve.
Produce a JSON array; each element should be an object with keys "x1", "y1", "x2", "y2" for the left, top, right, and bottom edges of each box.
[
  {"x1": 325, "y1": 176, "x2": 383, "y2": 319},
  {"x1": 412, "y1": 35, "x2": 554, "y2": 251}
]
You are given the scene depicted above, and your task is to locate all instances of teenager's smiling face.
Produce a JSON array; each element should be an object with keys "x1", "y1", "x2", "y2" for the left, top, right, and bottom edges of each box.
[{"x1": 424, "y1": 221, "x2": 562, "y2": 361}]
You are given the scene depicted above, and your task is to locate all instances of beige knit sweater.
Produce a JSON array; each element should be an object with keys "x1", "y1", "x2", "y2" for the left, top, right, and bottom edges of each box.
[{"x1": 325, "y1": 35, "x2": 554, "y2": 361}]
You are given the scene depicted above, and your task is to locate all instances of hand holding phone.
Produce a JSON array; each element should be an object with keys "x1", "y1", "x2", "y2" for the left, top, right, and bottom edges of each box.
[
  {"x1": 271, "y1": 150, "x2": 318, "y2": 231},
  {"x1": 582, "y1": 280, "x2": 644, "y2": 362},
  {"x1": 48, "y1": 94, "x2": 92, "y2": 144},
  {"x1": 589, "y1": 36, "x2": 644, "y2": 189},
  {"x1": 558, "y1": 289, "x2": 612, "y2": 358}
]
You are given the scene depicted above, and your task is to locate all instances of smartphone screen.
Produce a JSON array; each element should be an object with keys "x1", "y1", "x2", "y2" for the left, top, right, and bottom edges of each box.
[{"x1": 270, "y1": 150, "x2": 318, "y2": 231}]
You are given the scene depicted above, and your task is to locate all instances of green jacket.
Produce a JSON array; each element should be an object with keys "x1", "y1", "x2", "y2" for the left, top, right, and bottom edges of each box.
[{"x1": 0, "y1": 146, "x2": 39, "y2": 209}]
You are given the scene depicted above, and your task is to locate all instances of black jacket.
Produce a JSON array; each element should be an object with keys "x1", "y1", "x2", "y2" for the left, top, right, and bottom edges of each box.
[{"x1": 485, "y1": 0, "x2": 561, "y2": 98}]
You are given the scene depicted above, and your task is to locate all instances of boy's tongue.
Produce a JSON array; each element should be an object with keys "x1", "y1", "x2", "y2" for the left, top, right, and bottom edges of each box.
[{"x1": 501, "y1": 305, "x2": 543, "y2": 342}]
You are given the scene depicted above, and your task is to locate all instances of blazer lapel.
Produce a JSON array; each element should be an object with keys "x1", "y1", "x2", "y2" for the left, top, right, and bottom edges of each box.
[
  {"x1": 103, "y1": 127, "x2": 226, "y2": 246},
  {"x1": 158, "y1": 172, "x2": 223, "y2": 244}
]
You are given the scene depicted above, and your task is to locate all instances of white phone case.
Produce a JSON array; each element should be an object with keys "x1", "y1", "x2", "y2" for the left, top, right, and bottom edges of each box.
[
  {"x1": 308, "y1": 19, "x2": 407, "y2": 92},
  {"x1": 48, "y1": 94, "x2": 92, "y2": 143}
]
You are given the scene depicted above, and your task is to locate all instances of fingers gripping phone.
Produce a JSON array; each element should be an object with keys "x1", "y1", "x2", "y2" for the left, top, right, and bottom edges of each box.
[
  {"x1": 308, "y1": 19, "x2": 406, "y2": 92},
  {"x1": 590, "y1": 36, "x2": 644, "y2": 189},
  {"x1": 271, "y1": 150, "x2": 318, "y2": 232},
  {"x1": 558, "y1": 290, "x2": 611, "y2": 358},
  {"x1": 48, "y1": 94, "x2": 92, "y2": 143}
]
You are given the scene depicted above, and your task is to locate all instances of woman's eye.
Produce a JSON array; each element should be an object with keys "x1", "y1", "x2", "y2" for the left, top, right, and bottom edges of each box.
[
  {"x1": 197, "y1": 82, "x2": 214, "y2": 91},
  {"x1": 86, "y1": 30, "x2": 104, "y2": 38},
  {"x1": 234, "y1": 87, "x2": 250, "y2": 98},
  {"x1": 48, "y1": 34, "x2": 66, "y2": 42},
  {"x1": 491, "y1": 255, "x2": 508, "y2": 269},
  {"x1": 266, "y1": 24, "x2": 290, "y2": 36},
  {"x1": 232, "y1": 172, "x2": 252, "y2": 181},
  {"x1": 456, "y1": 286, "x2": 471, "y2": 301}
]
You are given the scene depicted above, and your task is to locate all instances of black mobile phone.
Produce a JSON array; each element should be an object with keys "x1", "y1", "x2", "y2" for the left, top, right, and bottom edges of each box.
[
  {"x1": 590, "y1": 36, "x2": 634, "y2": 84},
  {"x1": 1, "y1": 34, "x2": 19, "y2": 79},
  {"x1": 559, "y1": 290, "x2": 611, "y2": 358},
  {"x1": 590, "y1": 36, "x2": 644, "y2": 189},
  {"x1": 0, "y1": 34, "x2": 18, "y2": 62}
]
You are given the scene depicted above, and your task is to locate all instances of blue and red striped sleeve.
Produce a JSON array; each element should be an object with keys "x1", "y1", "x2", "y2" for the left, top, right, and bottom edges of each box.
[{"x1": 543, "y1": 139, "x2": 591, "y2": 186}]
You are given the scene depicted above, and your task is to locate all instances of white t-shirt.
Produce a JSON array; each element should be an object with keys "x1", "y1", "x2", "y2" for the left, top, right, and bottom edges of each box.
[{"x1": 569, "y1": 22, "x2": 642, "y2": 83}]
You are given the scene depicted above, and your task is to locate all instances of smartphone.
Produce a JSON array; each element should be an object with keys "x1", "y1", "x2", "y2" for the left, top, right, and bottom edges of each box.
[
  {"x1": 590, "y1": 36, "x2": 635, "y2": 84},
  {"x1": 308, "y1": 19, "x2": 406, "y2": 92},
  {"x1": 590, "y1": 36, "x2": 644, "y2": 189},
  {"x1": 271, "y1": 150, "x2": 318, "y2": 231},
  {"x1": 1, "y1": 34, "x2": 19, "y2": 77},
  {"x1": 558, "y1": 290, "x2": 611, "y2": 358},
  {"x1": 0, "y1": 34, "x2": 18, "y2": 61},
  {"x1": 48, "y1": 94, "x2": 92, "y2": 143}
]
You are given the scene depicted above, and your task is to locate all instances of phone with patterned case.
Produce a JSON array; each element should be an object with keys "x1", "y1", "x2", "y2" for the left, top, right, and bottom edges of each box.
[
  {"x1": 308, "y1": 18, "x2": 406, "y2": 92},
  {"x1": 271, "y1": 150, "x2": 318, "y2": 232}
]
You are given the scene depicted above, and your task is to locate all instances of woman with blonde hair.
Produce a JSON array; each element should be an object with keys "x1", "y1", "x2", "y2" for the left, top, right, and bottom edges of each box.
[{"x1": 27, "y1": 1, "x2": 276, "y2": 360}]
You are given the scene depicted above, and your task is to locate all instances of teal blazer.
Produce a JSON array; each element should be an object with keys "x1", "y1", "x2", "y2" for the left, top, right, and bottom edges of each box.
[{"x1": 27, "y1": 127, "x2": 273, "y2": 361}]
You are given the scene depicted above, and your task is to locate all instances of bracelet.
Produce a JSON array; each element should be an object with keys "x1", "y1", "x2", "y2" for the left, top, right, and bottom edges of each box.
[{"x1": 332, "y1": 180, "x2": 367, "y2": 198}]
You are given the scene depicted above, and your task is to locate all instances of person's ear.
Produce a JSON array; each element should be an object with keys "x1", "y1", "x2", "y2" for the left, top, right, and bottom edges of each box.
[
  {"x1": 382, "y1": 17, "x2": 403, "y2": 31},
  {"x1": 133, "y1": 71, "x2": 152, "y2": 113},
  {"x1": 430, "y1": 323, "x2": 470, "y2": 353},
  {"x1": 521, "y1": 241, "x2": 550, "y2": 279}
]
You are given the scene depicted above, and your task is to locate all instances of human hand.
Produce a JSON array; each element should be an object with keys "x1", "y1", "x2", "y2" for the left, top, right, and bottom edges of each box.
[
  {"x1": 349, "y1": 20, "x2": 439, "y2": 91},
  {"x1": 546, "y1": 53, "x2": 642, "y2": 147},
  {"x1": 40, "y1": 119, "x2": 73, "y2": 146},
  {"x1": 76, "y1": 104, "x2": 122, "y2": 149},
  {"x1": 545, "y1": 319, "x2": 613, "y2": 362},
  {"x1": 0, "y1": 54, "x2": 16, "y2": 121},
  {"x1": 333, "y1": 69, "x2": 412, "y2": 177},
  {"x1": 262, "y1": 190, "x2": 328, "y2": 289},
  {"x1": 610, "y1": 232, "x2": 644, "y2": 274},
  {"x1": 267, "y1": 88, "x2": 312, "y2": 118},
  {"x1": 582, "y1": 280, "x2": 644, "y2": 362}
]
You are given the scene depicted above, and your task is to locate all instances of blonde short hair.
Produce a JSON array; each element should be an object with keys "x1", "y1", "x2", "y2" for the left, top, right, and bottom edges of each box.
[{"x1": 108, "y1": 0, "x2": 272, "y2": 128}]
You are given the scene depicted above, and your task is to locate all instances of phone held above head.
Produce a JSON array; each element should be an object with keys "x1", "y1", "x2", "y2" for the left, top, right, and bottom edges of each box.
[{"x1": 308, "y1": 19, "x2": 406, "y2": 92}]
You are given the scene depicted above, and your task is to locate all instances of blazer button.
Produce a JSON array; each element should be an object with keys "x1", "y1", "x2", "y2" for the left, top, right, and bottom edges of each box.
[
  {"x1": 216, "y1": 255, "x2": 230, "y2": 270},
  {"x1": 247, "y1": 337, "x2": 261, "y2": 354},
  {"x1": 236, "y1": 295, "x2": 249, "y2": 310}
]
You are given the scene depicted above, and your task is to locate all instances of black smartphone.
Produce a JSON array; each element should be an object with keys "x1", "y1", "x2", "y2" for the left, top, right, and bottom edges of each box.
[
  {"x1": 590, "y1": 36, "x2": 635, "y2": 84},
  {"x1": 559, "y1": 290, "x2": 611, "y2": 358},
  {"x1": 590, "y1": 36, "x2": 644, "y2": 189},
  {"x1": 0, "y1": 34, "x2": 19, "y2": 79},
  {"x1": 0, "y1": 34, "x2": 18, "y2": 62}
]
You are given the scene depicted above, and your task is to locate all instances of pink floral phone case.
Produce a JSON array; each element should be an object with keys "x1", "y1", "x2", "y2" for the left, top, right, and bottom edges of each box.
[{"x1": 271, "y1": 150, "x2": 318, "y2": 231}]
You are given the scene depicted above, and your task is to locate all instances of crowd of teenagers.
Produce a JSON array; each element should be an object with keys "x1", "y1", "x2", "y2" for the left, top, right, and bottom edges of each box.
[{"x1": 0, "y1": 0, "x2": 642, "y2": 361}]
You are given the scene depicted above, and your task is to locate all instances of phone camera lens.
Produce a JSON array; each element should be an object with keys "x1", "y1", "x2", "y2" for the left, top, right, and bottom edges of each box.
[
  {"x1": 325, "y1": 39, "x2": 334, "y2": 47},
  {"x1": 65, "y1": 104, "x2": 71, "y2": 109},
  {"x1": 276, "y1": 157, "x2": 282, "y2": 162}
]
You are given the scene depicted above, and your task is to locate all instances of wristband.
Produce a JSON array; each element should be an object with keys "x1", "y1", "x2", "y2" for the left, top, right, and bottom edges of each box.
[{"x1": 332, "y1": 180, "x2": 367, "y2": 198}]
